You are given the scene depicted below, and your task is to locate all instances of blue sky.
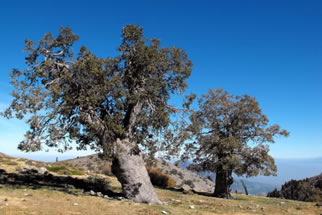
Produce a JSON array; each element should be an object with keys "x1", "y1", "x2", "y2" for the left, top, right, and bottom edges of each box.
[{"x1": 0, "y1": 0, "x2": 321, "y2": 159}]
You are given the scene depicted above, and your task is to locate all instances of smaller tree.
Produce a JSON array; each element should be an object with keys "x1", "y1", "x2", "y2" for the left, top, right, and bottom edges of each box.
[{"x1": 183, "y1": 89, "x2": 289, "y2": 198}]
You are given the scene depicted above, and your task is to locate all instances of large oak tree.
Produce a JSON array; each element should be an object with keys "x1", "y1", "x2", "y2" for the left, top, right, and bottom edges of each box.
[
  {"x1": 2, "y1": 25, "x2": 192, "y2": 204},
  {"x1": 183, "y1": 89, "x2": 289, "y2": 198}
]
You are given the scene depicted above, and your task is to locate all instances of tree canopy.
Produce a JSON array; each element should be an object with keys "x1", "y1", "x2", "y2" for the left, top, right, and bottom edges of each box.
[{"x1": 3, "y1": 25, "x2": 192, "y2": 156}]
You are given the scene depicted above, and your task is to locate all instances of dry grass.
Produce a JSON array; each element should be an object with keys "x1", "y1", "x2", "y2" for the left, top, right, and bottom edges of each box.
[
  {"x1": 0, "y1": 184, "x2": 321, "y2": 215},
  {"x1": 0, "y1": 153, "x2": 321, "y2": 215}
]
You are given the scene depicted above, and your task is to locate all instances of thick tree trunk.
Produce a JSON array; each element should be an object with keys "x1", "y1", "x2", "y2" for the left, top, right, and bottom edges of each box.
[
  {"x1": 111, "y1": 138, "x2": 162, "y2": 204},
  {"x1": 213, "y1": 167, "x2": 233, "y2": 199}
]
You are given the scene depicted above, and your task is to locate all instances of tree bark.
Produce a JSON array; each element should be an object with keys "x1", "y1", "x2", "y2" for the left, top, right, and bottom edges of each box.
[
  {"x1": 213, "y1": 167, "x2": 233, "y2": 199},
  {"x1": 111, "y1": 138, "x2": 162, "y2": 204}
]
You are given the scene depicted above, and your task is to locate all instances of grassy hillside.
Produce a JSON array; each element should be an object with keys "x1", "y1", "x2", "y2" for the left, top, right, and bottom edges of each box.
[
  {"x1": 0, "y1": 153, "x2": 321, "y2": 215},
  {"x1": 1, "y1": 183, "x2": 321, "y2": 215}
]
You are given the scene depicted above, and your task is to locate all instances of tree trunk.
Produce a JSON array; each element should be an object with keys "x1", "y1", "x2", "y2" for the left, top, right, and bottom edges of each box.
[
  {"x1": 213, "y1": 167, "x2": 233, "y2": 199},
  {"x1": 111, "y1": 138, "x2": 162, "y2": 204}
]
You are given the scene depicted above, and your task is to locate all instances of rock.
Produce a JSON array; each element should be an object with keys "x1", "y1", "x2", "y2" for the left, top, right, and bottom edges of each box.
[
  {"x1": 90, "y1": 190, "x2": 96, "y2": 196},
  {"x1": 67, "y1": 184, "x2": 76, "y2": 189},
  {"x1": 97, "y1": 192, "x2": 103, "y2": 197},
  {"x1": 316, "y1": 202, "x2": 322, "y2": 207},
  {"x1": 280, "y1": 202, "x2": 285, "y2": 206},
  {"x1": 189, "y1": 205, "x2": 195, "y2": 209},
  {"x1": 39, "y1": 167, "x2": 48, "y2": 174},
  {"x1": 161, "y1": 211, "x2": 168, "y2": 214},
  {"x1": 153, "y1": 159, "x2": 215, "y2": 193},
  {"x1": 104, "y1": 195, "x2": 109, "y2": 199},
  {"x1": 182, "y1": 184, "x2": 191, "y2": 191},
  {"x1": 73, "y1": 203, "x2": 79, "y2": 206}
]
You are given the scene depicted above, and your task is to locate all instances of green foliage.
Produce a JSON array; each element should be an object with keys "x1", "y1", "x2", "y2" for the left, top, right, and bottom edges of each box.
[
  {"x1": 267, "y1": 174, "x2": 322, "y2": 202},
  {"x1": 181, "y1": 88, "x2": 289, "y2": 198},
  {"x1": 147, "y1": 168, "x2": 176, "y2": 188},
  {"x1": 2, "y1": 25, "x2": 192, "y2": 158},
  {"x1": 47, "y1": 166, "x2": 84, "y2": 175}
]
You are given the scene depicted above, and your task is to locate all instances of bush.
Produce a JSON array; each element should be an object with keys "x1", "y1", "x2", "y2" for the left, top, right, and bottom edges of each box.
[
  {"x1": 147, "y1": 168, "x2": 176, "y2": 188},
  {"x1": 6, "y1": 161, "x2": 18, "y2": 166},
  {"x1": 183, "y1": 179, "x2": 195, "y2": 188},
  {"x1": 102, "y1": 164, "x2": 113, "y2": 176},
  {"x1": 178, "y1": 172, "x2": 184, "y2": 179},
  {"x1": 169, "y1": 169, "x2": 178, "y2": 175}
]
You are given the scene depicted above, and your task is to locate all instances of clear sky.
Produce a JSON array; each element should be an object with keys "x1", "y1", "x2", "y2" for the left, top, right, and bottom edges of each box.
[{"x1": 0, "y1": 0, "x2": 321, "y2": 159}]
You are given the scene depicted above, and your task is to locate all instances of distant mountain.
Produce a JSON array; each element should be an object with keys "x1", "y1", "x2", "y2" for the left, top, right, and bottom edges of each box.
[
  {"x1": 267, "y1": 173, "x2": 322, "y2": 202},
  {"x1": 197, "y1": 171, "x2": 278, "y2": 195},
  {"x1": 245, "y1": 157, "x2": 322, "y2": 187},
  {"x1": 231, "y1": 179, "x2": 278, "y2": 195},
  {"x1": 180, "y1": 157, "x2": 322, "y2": 195}
]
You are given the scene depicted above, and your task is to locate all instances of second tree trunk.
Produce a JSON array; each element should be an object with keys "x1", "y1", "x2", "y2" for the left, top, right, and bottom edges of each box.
[{"x1": 213, "y1": 168, "x2": 233, "y2": 199}]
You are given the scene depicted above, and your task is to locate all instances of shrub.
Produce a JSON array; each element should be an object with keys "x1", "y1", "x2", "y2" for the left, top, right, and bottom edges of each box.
[
  {"x1": 167, "y1": 178, "x2": 176, "y2": 188},
  {"x1": 147, "y1": 168, "x2": 176, "y2": 188},
  {"x1": 174, "y1": 160, "x2": 181, "y2": 167},
  {"x1": 6, "y1": 161, "x2": 18, "y2": 166},
  {"x1": 178, "y1": 172, "x2": 184, "y2": 179},
  {"x1": 183, "y1": 179, "x2": 195, "y2": 188},
  {"x1": 102, "y1": 164, "x2": 113, "y2": 176},
  {"x1": 25, "y1": 160, "x2": 33, "y2": 165},
  {"x1": 169, "y1": 169, "x2": 178, "y2": 175}
]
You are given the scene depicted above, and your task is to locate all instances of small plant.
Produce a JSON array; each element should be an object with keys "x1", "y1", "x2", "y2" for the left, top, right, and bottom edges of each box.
[
  {"x1": 241, "y1": 179, "x2": 248, "y2": 195},
  {"x1": 147, "y1": 168, "x2": 176, "y2": 188},
  {"x1": 178, "y1": 172, "x2": 184, "y2": 179},
  {"x1": 25, "y1": 160, "x2": 33, "y2": 165},
  {"x1": 170, "y1": 169, "x2": 178, "y2": 175},
  {"x1": 183, "y1": 179, "x2": 195, "y2": 188},
  {"x1": 6, "y1": 161, "x2": 18, "y2": 166},
  {"x1": 174, "y1": 160, "x2": 181, "y2": 167},
  {"x1": 102, "y1": 164, "x2": 113, "y2": 176}
]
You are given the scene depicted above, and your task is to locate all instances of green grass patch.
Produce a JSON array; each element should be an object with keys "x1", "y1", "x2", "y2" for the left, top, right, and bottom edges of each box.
[{"x1": 47, "y1": 166, "x2": 85, "y2": 176}]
